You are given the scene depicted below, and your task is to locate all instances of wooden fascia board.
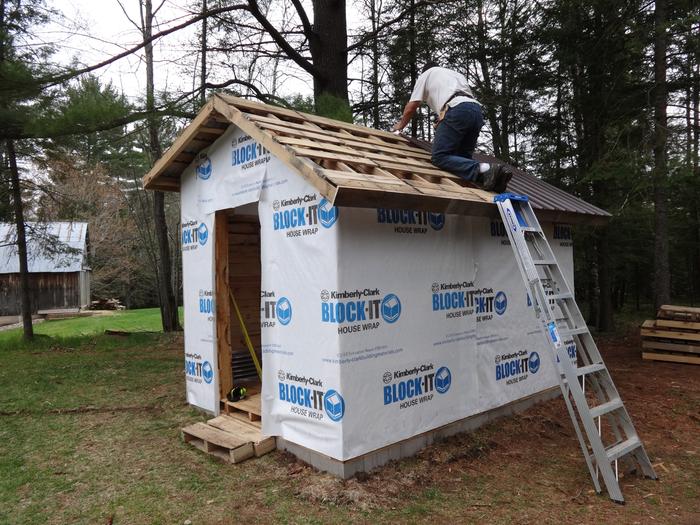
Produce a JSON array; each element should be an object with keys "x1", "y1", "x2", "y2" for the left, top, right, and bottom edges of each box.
[
  {"x1": 211, "y1": 95, "x2": 339, "y2": 203},
  {"x1": 143, "y1": 99, "x2": 220, "y2": 191}
]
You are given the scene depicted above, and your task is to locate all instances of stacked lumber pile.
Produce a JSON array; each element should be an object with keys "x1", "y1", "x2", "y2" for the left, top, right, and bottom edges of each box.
[
  {"x1": 181, "y1": 393, "x2": 275, "y2": 463},
  {"x1": 641, "y1": 305, "x2": 700, "y2": 365}
]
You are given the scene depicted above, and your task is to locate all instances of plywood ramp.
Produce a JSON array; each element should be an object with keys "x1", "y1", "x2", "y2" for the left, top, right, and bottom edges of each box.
[{"x1": 182, "y1": 393, "x2": 274, "y2": 463}]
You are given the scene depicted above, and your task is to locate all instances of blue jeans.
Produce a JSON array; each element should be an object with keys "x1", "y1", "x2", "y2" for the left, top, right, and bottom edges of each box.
[{"x1": 431, "y1": 102, "x2": 484, "y2": 181}]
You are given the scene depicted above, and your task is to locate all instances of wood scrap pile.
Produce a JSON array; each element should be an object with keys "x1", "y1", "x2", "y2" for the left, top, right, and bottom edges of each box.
[{"x1": 641, "y1": 305, "x2": 700, "y2": 365}]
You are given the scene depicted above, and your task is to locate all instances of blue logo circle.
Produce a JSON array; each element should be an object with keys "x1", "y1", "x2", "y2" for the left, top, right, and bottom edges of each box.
[
  {"x1": 494, "y1": 291, "x2": 507, "y2": 315},
  {"x1": 276, "y1": 297, "x2": 292, "y2": 326},
  {"x1": 318, "y1": 198, "x2": 339, "y2": 228},
  {"x1": 380, "y1": 293, "x2": 401, "y2": 323},
  {"x1": 197, "y1": 223, "x2": 209, "y2": 246},
  {"x1": 435, "y1": 366, "x2": 452, "y2": 394},
  {"x1": 529, "y1": 352, "x2": 541, "y2": 374},
  {"x1": 202, "y1": 361, "x2": 214, "y2": 384},
  {"x1": 196, "y1": 155, "x2": 212, "y2": 180},
  {"x1": 428, "y1": 212, "x2": 445, "y2": 231},
  {"x1": 324, "y1": 389, "x2": 345, "y2": 422}
]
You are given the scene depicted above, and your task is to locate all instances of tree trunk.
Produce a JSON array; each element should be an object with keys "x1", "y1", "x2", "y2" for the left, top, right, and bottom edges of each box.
[
  {"x1": 200, "y1": 0, "x2": 207, "y2": 107},
  {"x1": 596, "y1": 227, "x2": 613, "y2": 332},
  {"x1": 369, "y1": 0, "x2": 380, "y2": 129},
  {"x1": 652, "y1": 0, "x2": 670, "y2": 310},
  {"x1": 7, "y1": 139, "x2": 33, "y2": 340},
  {"x1": 309, "y1": 0, "x2": 348, "y2": 102},
  {"x1": 144, "y1": 0, "x2": 181, "y2": 332}
]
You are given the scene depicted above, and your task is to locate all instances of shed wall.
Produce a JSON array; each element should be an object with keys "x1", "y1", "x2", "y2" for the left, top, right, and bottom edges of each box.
[{"x1": 0, "y1": 272, "x2": 81, "y2": 315}]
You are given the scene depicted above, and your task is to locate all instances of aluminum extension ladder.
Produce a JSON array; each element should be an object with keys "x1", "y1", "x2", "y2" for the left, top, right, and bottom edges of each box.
[{"x1": 494, "y1": 193, "x2": 656, "y2": 504}]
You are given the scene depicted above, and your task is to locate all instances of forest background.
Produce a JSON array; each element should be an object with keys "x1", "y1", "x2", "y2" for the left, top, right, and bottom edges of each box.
[{"x1": 1, "y1": 0, "x2": 698, "y2": 338}]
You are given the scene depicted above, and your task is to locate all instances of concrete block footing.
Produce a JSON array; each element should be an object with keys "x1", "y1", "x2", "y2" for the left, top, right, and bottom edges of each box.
[{"x1": 276, "y1": 387, "x2": 560, "y2": 479}]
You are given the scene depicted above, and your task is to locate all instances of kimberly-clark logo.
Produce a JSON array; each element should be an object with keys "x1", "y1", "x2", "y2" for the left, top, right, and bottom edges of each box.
[
  {"x1": 185, "y1": 353, "x2": 213, "y2": 385},
  {"x1": 318, "y1": 198, "x2": 338, "y2": 228},
  {"x1": 324, "y1": 389, "x2": 345, "y2": 421},
  {"x1": 428, "y1": 213, "x2": 445, "y2": 231},
  {"x1": 181, "y1": 220, "x2": 208, "y2": 251},
  {"x1": 277, "y1": 371, "x2": 344, "y2": 422},
  {"x1": 272, "y1": 193, "x2": 337, "y2": 238},
  {"x1": 494, "y1": 291, "x2": 507, "y2": 315},
  {"x1": 232, "y1": 134, "x2": 271, "y2": 170},
  {"x1": 321, "y1": 288, "x2": 401, "y2": 334},
  {"x1": 197, "y1": 223, "x2": 209, "y2": 246},
  {"x1": 260, "y1": 291, "x2": 292, "y2": 328},
  {"x1": 276, "y1": 297, "x2": 292, "y2": 325},
  {"x1": 196, "y1": 154, "x2": 212, "y2": 180},
  {"x1": 495, "y1": 350, "x2": 540, "y2": 385},
  {"x1": 198, "y1": 289, "x2": 214, "y2": 321},
  {"x1": 431, "y1": 281, "x2": 476, "y2": 320},
  {"x1": 383, "y1": 363, "x2": 451, "y2": 410},
  {"x1": 376, "y1": 209, "x2": 445, "y2": 234},
  {"x1": 380, "y1": 294, "x2": 401, "y2": 323}
]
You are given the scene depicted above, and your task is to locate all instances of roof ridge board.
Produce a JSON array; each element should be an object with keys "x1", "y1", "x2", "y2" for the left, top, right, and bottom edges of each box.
[{"x1": 217, "y1": 93, "x2": 411, "y2": 146}]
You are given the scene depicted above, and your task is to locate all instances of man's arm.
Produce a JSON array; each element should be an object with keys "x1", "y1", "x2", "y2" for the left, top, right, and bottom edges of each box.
[{"x1": 391, "y1": 101, "x2": 421, "y2": 132}]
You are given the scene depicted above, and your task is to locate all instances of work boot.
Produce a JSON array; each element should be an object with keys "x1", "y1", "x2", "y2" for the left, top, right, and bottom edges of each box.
[
  {"x1": 493, "y1": 167, "x2": 513, "y2": 194},
  {"x1": 480, "y1": 164, "x2": 501, "y2": 191}
]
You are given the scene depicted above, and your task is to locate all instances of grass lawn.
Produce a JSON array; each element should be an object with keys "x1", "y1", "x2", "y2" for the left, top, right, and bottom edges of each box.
[{"x1": 0, "y1": 310, "x2": 698, "y2": 524}]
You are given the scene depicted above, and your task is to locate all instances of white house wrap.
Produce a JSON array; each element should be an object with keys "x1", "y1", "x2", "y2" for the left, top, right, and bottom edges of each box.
[{"x1": 145, "y1": 95, "x2": 608, "y2": 467}]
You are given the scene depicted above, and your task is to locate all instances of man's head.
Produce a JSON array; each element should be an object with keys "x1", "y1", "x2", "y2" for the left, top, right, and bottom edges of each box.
[{"x1": 421, "y1": 61, "x2": 440, "y2": 74}]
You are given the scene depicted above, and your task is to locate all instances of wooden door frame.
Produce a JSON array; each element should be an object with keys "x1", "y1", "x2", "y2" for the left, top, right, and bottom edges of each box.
[{"x1": 215, "y1": 210, "x2": 233, "y2": 401}]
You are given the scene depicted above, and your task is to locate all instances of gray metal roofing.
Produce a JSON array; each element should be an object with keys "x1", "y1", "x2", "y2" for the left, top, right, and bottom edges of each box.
[
  {"x1": 0, "y1": 222, "x2": 88, "y2": 274},
  {"x1": 401, "y1": 136, "x2": 610, "y2": 220},
  {"x1": 473, "y1": 153, "x2": 610, "y2": 218}
]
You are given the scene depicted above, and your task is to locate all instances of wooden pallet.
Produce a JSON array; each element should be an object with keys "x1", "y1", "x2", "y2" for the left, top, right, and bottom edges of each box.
[
  {"x1": 657, "y1": 304, "x2": 700, "y2": 323},
  {"x1": 223, "y1": 392, "x2": 262, "y2": 421},
  {"x1": 181, "y1": 422, "x2": 255, "y2": 463},
  {"x1": 641, "y1": 316, "x2": 700, "y2": 365},
  {"x1": 208, "y1": 413, "x2": 275, "y2": 456}
]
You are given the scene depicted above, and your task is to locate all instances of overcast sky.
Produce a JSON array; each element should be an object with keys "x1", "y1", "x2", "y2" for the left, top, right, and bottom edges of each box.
[{"x1": 46, "y1": 0, "x2": 350, "y2": 103}]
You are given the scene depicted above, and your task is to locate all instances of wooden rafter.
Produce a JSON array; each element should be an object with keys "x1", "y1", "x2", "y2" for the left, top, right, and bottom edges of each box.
[{"x1": 141, "y1": 93, "x2": 609, "y2": 224}]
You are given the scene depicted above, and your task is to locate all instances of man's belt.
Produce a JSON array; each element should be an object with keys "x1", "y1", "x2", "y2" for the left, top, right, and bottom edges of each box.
[
  {"x1": 441, "y1": 91, "x2": 473, "y2": 112},
  {"x1": 436, "y1": 91, "x2": 477, "y2": 129}
]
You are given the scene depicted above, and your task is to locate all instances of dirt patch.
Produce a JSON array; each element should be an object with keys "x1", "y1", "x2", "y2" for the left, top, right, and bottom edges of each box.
[{"x1": 271, "y1": 332, "x2": 700, "y2": 523}]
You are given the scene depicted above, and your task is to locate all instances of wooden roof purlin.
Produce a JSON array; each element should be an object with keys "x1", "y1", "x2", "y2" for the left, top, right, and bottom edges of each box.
[{"x1": 143, "y1": 94, "x2": 610, "y2": 224}]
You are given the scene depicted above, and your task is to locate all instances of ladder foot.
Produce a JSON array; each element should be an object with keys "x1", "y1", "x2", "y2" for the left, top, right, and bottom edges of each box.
[{"x1": 610, "y1": 498, "x2": 626, "y2": 505}]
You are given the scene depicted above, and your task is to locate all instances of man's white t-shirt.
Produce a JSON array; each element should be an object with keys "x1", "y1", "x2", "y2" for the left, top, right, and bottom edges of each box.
[{"x1": 409, "y1": 67, "x2": 478, "y2": 115}]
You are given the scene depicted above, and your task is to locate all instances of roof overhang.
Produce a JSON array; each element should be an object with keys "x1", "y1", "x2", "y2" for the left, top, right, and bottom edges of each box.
[{"x1": 143, "y1": 94, "x2": 610, "y2": 225}]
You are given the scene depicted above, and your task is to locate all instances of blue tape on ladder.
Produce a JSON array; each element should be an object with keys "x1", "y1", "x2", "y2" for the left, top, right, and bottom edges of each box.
[{"x1": 493, "y1": 193, "x2": 529, "y2": 203}]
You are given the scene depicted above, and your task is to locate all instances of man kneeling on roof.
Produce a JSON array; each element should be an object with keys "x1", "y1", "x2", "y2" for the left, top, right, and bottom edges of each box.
[{"x1": 392, "y1": 62, "x2": 512, "y2": 193}]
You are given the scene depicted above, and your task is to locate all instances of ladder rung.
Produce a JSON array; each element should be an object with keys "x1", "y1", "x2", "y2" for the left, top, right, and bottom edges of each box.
[
  {"x1": 560, "y1": 326, "x2": 589, "y2": 338},
  {"x1": 606, "y1": 437, "x2": 641, "y2": 462},
  {"x1": 551, "y1": 292, "x2": 573, "y2": 301},
  {"x1": 561, "y1": 363, "x2": 606, "y2": 385},
  {"x1": 590, "y1": 397, "x2": 624, "y2": 419},
  {"x1": 521, "y1": 226, "x2": 540, "y2": 232},
  {"x1": 533, "y1": 259, "x2": 557, "y2": 266},
  {"x1": 576, "y1": 363, "x2": 606, "y2": 377}
]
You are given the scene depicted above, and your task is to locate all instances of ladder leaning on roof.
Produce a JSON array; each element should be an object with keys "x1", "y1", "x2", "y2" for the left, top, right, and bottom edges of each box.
[{"x1": 493, "y1": 193, "x2": 657, "y2": 504}]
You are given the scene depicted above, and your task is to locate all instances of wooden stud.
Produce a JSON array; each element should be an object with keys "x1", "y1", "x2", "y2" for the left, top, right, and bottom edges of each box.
[{"x1": 215, "y1": 211, "x2": 233, "y2": 402}]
